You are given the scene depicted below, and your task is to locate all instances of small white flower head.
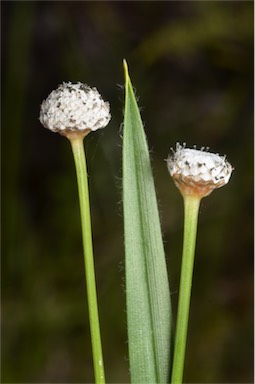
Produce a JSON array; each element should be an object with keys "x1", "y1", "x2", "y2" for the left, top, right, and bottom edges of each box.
[
  {"x1": 39, "y1": 82, "x2": 111, "y2": 138},
  {"x1": 167, "y1": 143, "x2": 233, "y2": 198}
]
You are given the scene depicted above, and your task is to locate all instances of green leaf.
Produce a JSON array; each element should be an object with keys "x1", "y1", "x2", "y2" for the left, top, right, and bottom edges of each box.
[{"x1": 122, "y1": 59, "x2": 172, "y2": 383}]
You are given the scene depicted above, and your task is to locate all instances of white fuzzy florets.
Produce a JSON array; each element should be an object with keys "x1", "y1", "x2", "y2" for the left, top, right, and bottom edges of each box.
[
  {"x1": 39, "y1": 82, "x2": 111, "y2": 135},
  {"x1": 167, "y1": 143, "x2": 233, "y2": 197}
]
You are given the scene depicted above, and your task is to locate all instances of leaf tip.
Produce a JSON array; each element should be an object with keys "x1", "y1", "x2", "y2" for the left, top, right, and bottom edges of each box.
[{"x1": 123, "y1": 59, "x2": 129, "y2": 83}]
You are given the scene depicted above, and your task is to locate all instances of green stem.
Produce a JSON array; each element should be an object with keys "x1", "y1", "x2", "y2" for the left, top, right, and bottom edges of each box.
[
  {"x1": 70, "y1": 137, "x2": 105, "y2": 384},
  {"x1": 171, "y1": 194, "x2": 201, "y2": 384}
]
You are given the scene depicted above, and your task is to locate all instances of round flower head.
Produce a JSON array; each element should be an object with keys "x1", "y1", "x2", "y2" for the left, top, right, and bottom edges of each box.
[
  {"x1": 167, "y1": 143, "x2": 233, "y2": 198},
  {"x1": 39, "y1": 82, "x2": 111, "y2": 138}
]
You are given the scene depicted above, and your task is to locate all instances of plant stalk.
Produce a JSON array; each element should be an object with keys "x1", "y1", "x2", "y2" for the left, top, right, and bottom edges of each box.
[
  {"x1": 171, "y1": 194, "x2": 201, "y2": 384},
  {"x1": 70, "y1": 136, "x2": 105, "y2": 384}
]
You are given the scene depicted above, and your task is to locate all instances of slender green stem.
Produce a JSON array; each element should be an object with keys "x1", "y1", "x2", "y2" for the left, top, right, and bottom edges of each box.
[
  {"x1": 70, "y1": 137, "x2": 105, "y2": 384},
  {"x1": 171, "y1": 194, "x2": 201, "y2": 384}
]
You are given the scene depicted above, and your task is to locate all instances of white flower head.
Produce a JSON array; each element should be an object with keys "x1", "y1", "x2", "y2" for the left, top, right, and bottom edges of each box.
[
  {"x1": 39, "y1": 82, "x2": 111, "y2": 138},
  {"x1": 167, "y1": 143, "x2": 233, "y2": 198}
]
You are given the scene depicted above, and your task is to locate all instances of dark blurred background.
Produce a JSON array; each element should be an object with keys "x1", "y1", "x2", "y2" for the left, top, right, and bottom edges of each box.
[{"x1": 1, "y1": 1, "x2": 253, "y2": 383}]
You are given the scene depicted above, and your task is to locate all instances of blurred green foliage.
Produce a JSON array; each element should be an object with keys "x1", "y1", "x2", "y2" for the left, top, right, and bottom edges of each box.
[{"x1": 2, "y1": 1, "x2": 253, "y2": 383}]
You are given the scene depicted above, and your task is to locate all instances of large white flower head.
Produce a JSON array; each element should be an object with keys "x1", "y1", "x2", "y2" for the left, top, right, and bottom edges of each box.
[
  {"x1": 39, "y1": 82, "x2": 111, "y2": 138},
  {"x1": 167, "y1": 143, "x2": 233, "y2": 198}
]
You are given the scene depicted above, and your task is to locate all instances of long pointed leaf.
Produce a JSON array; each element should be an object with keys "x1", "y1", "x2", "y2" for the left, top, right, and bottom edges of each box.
[{"x1": 123, "y1": 60, "x2": 172, "y2": 383}]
